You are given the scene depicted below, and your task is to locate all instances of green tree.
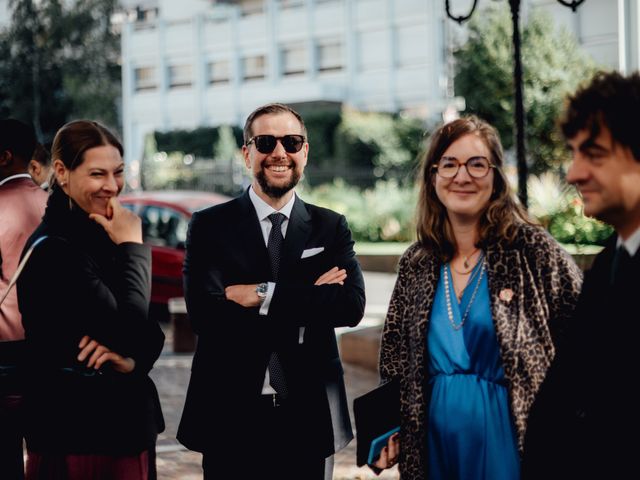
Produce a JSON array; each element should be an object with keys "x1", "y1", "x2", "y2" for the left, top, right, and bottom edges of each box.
[
  {"x1": 62, "y1": 0, "x2": 122, "y2": 129},
  {"x1": 455, "y1": 7, "x2": 597, "y2": 174},
  {"x1": 333, "y1": 110, "x2": 425, "y2": 187},
  {"x1": 0, "y1": 0, "x2": 121, "y2": 143}
]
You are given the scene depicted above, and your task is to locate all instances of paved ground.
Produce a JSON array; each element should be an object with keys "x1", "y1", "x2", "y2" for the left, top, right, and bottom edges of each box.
[
  {"x1": 151, "y1": 271, "x2": 400, "y2": 479},
  {"x1": 151, "y1": 356, "x2": 399, "y2": 480}
]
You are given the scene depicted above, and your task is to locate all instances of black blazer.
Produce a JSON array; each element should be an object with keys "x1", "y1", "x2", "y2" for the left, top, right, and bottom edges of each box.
[
  {"x1": 177, "y1": 190, "x2": 365, "y2": 456},
  {"x1": 523, "y1": 235, "x2": 639, "y2": 479},
  {"x1": 16, "y1": 188, "x2": 165, "y2": 455}
]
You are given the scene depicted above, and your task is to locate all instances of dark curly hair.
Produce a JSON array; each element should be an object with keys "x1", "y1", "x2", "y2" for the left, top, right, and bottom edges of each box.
[{"x1": 561, "y1": 70, "x2": 640, "y2": 161}]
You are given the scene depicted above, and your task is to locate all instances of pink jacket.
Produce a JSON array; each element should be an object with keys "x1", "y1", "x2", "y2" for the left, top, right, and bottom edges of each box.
[{"x1": 0, "y1": 176, "x2": 47, "y2": 341}]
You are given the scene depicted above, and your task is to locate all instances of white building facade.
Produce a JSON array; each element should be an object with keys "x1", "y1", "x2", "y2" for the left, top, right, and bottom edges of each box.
[
  {"x1": 529, "y1": 0, "x2": 640, "y2": 73},
  {"x1": 120, "y1": 0, "x2": 451, "y2": 164},
  {"x1": 117, "y1": 0, "x2": 639, "y2": 165}
]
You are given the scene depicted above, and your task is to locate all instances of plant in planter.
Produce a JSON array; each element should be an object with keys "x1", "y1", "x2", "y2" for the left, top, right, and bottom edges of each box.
[
  {"x1": 547, "y1": 196, "x2": 613, "y2": 246},
  {"x1": 528, "y1": 171, "x2": 613, "y2": 246}
]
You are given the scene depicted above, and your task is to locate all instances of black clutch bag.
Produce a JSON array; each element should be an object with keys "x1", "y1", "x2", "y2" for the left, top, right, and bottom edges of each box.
[{"x1": 353, "y1": 378, "x2": 400, "y2": 467}]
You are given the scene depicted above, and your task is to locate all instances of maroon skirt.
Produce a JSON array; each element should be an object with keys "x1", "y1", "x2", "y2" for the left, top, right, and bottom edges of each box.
[{"x1": 25, "y1": 450, "x2": 151, "y2": 480}]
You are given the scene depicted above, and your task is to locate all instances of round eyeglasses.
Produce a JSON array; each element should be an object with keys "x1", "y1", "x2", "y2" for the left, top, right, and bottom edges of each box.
[
  {"x1": 246, "y1": 134, "x2": 306, "y2": 154},
  {"x1": 432, "y1": 156, "x2": 495, "y2": 179}
]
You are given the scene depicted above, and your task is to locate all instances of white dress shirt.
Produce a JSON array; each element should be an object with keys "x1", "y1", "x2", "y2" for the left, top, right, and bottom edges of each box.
[
  {"x1": 248, "y1": 186, "x2": 298, "y2": 394},
  {"x1": 617, "y1": 225, "x2": 640, "y2": 257},
  {"x1": 248, "y1": 186, "x2": 296, "y2": 315}
]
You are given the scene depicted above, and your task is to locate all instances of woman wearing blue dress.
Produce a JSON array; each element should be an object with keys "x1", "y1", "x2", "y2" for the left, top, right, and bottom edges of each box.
[{"x1": 373, "y1": 116, "x2": 583, "y2": 479}]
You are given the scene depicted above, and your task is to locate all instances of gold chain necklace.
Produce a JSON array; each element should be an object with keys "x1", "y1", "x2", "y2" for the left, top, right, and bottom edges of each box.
[
  {"x1": 453, "y1": 258, "x2": 483, "y2": 300},
  {"x1": 451, "y1": 248, "x2": 480, "y2": 275},
  {"x1": 443, "y1": 258, "x2": 486, "y2": 331},
  {"x1": 462, "y1": 248, "x2": 480, "y2": 269}
]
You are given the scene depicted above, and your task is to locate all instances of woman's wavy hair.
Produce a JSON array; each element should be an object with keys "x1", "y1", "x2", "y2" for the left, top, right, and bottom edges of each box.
[{"x1": 415, "y1": 115, "x2": 533, "y2": 262}]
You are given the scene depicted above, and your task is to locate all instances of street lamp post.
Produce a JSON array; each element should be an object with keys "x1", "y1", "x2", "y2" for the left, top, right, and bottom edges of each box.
[
  {"x1": 510, "y1": 0, "x2": 526, "y2": 207},
  {"x1": 445, "y1": 0, "x2": 586, "y2": 208}
]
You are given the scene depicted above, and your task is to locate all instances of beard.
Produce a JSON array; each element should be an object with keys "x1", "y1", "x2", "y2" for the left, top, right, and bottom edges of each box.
[{"x1": 256, "y1": 164, "x2": 301, "y2": 199}]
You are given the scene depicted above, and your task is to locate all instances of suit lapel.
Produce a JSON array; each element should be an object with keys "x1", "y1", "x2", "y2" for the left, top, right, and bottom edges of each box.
[
  {"x1": 235, "y1": 190, "x2": 272, "y2": 280},
  {"x1": 279, "y1": 196, "x2": 311, "y2": 280}
]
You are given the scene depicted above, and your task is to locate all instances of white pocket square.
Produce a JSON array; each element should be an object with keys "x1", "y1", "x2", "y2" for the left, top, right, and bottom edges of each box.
[{"x1": 301, "y1": 247, "x2": 325, "y2": 259}]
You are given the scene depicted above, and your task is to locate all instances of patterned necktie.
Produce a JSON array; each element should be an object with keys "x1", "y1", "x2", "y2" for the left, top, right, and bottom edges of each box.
[
  {"x1": 267, "y1": 213, "x2": 288, "y2": 397},
  {"x1": 267, "y1": 213, "x2": 285, "y2": 281}
]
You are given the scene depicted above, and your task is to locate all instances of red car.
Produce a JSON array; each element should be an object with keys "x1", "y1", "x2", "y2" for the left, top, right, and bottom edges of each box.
[{"x1": 120, "y1": 190, "x2": 231, "y2": 320}]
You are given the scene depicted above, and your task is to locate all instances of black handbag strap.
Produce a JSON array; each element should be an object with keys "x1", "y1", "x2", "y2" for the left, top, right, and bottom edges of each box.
[{"x1": 0, "y1": 236, "x2": 48, "y2": 307}]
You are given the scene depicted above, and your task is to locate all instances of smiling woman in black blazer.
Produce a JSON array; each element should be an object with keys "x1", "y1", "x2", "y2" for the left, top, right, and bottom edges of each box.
[{"x1": 17, "y1": 120, "x2": 164, "y2": 480}]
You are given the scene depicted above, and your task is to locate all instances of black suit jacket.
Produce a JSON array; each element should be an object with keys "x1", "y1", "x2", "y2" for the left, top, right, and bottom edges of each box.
[
  {"x1": 523, "y1": 235, "x2": 640, "y2": 479},
  {"x1": 177, "y1": 190, "x2": 365, "y2": 456},
  {"x1": 17, "y1": 188, "x2": 165, "y2": 455}
]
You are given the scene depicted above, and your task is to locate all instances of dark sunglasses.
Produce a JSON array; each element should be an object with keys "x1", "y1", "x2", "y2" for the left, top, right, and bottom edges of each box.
[{"x1": 246, "y1": 134, "x2": 306, "y2": 154}]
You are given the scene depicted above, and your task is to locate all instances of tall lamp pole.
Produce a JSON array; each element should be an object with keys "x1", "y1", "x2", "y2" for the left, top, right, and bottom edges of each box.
[{"x1": 445, "y1": 0, "x2": 586, "y2": 208}]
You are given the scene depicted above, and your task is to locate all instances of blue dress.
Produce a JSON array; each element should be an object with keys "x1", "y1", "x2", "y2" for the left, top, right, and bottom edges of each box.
[{"x1": 426, "y1": 261, "x2": 520, "y2": 479}]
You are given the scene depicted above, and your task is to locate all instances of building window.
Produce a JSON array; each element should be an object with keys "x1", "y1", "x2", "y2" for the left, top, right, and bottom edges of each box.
[
  {"x1": 240, "y1": 0, "x2": 264, "y2": 16},
  {"x1": 317, "y1": 41, "x2": 343, "y2": 72},
  {"x1": 132, "y1": 6, "x2": 158, "y2": 30},
  {"x1": 279, "y1": 0, "x2": 304, "y2": 8},
  {"x1": 135, "y1": 6, "x2": 159, "y2": 22},
  {"x1": 281, "y1": 45, "x2": 306, "y2": 76},
  {"x1": 168, "y1": 65, "x2": 192, "y2": 88},
  {"x1": 208, "y1": 60, "x2": 231, "y2": 85},
  {"x1": 242, "y1": 55, "x2": 266, "y2": 81},
  {"x1": 134, "y1": 67, "x2": 157, "y2": 92}
]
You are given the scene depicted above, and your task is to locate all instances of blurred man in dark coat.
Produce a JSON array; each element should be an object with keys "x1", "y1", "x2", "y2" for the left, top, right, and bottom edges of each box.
[{"x1": 523, "y1": 71, "x2": 640, "y2": 479}]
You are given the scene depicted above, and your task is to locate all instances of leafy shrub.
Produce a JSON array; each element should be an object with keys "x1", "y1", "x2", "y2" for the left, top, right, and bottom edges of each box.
[{"x1": 300, "y1": 179, "x2": 417, "y2": 242}]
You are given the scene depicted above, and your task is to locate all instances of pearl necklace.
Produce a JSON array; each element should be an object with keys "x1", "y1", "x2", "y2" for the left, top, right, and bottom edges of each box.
[{"x1": 443, "y1": 257, "x2": 486, "y2": 331}]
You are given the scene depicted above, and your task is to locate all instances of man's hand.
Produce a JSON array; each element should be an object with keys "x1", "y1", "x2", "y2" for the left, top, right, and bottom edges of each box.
[
  {"x1": 225, "y1": 284, "x2": 261, "y2": 307},
  {"x1": 225, "y1": 266, "x2": 346, "y2": 308},
  {"x1": 315, "y1": 266, "x2": 347, "y2": 286}
]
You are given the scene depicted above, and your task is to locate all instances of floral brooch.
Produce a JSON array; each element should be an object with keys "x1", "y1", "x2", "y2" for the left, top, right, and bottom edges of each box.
[{"x1": 499, "y1": 288, "x2": 514, "y2": 303}]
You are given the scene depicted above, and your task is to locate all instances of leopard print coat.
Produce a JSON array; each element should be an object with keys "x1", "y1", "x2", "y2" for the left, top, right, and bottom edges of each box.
[{"x1": 378, "y1": 223, "x2": 583, "y2": 480}]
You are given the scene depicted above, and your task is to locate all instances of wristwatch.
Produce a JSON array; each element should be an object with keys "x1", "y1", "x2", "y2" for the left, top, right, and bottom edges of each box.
[{"x1": 255, "y1": 282, "x2": 269, "y2": 303}]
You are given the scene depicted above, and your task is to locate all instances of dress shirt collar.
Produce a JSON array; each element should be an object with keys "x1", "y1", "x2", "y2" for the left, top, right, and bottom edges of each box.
[
  {"x1": 617, "y1": 226, "x2": 640, "y2": 257},
  {"x1": 0, "y1": 173, "x2": 33, "y2": 187},
  {"x1": 248, "y1": 186, "x2": 296, "y2": 221}
]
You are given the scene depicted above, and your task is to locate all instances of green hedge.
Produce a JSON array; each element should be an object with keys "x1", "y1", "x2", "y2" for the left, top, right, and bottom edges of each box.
[{"x1": 153, "y1": 126, "x2": 243, "y2": 158}]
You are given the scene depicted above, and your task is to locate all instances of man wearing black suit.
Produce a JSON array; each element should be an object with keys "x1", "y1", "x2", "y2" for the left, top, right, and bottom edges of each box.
[
  {"x1": 523, "y1": 71, "x2": 640, "y2": 479},
  {"x1": 177, "y1": 103, "x2": 365, "y2": 479}
]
